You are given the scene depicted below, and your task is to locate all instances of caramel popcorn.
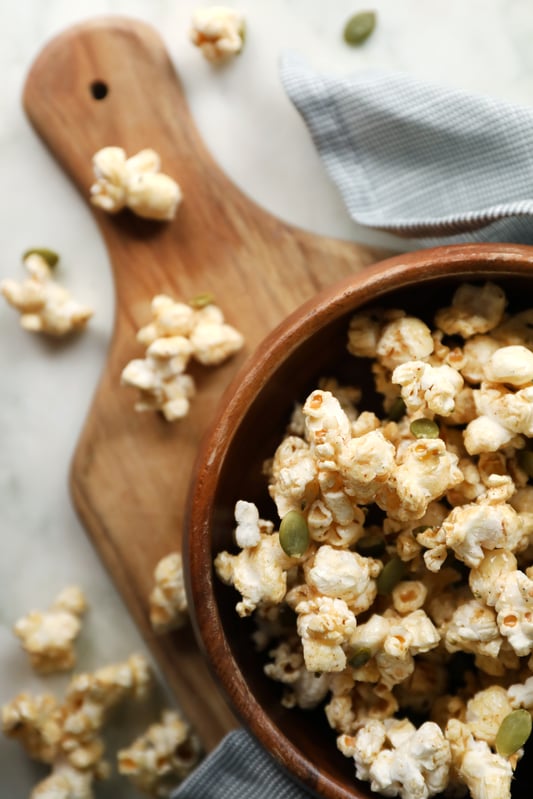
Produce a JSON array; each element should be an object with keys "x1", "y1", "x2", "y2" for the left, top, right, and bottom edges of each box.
[
  {"x1": 118, "y1": 709, "x2": 201, "y2": 796},
  {"x1": 13, "y1": 586, "x2": 87, "y2": 673},
  {"x1": 149, "y1": 552, "x2": 188, "y2": 634},
  {"x1": 121, "y1": 293, "x2": 244, "y2": 421},
  {"x1": 189, "y1": 6, "x2": 245, "y2": 63},
  {"x1": 1, "y1": 251, "x2": 93, "y2": 336},
  {"x1": 215, "y1": 282, "x2": 533, "y2": 799},
  {"x1": 2, "y1": 655, "x2": 151, "y2": 798}
]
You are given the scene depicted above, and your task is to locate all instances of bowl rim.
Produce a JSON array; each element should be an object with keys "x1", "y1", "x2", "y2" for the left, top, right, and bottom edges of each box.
[{"x1": 185, "y1": 241, "x2": 533, "y2": 799}]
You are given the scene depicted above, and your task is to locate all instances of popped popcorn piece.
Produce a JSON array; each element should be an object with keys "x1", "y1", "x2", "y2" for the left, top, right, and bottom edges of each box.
[
  {"x1": 508, "y1": 674, "x2": 533, "y2": 709},
  {"x1": 118, "y1": 709, "x2": 201, "y2": 797},
  {"x1": 445, "y1": 718, "x2": 514, "y2": 799},
  {"x1": 337, "y1": 429, "x2": 396, "y2": 505},
  {"x1": 303, "y1": 390, "x2": 351, "y2": 467},
  {"x1": 392, "y1": 361, "x2": 464, "y2": 416},
  {"x1": 391, "y1": 439, "x2": 463, "y2": 522},
  {"x1": 465, "y1": 686, "x2": 513, "y2": 747},
  {"x1": 441, "y1": 491, "x2": 527, "y2": 568},
  {"x1": 264, "y1": 640, "x2": 330, "y2": 709},
  {"x1": 90, "y1": 147, "x2": 181, "y2": 220},
  {"x1": 443, "y1": 599, "x2": 502, "y2": 659},
  {"x1": 305, "y1": 545, "x2": 381, "y2": 615},
  {"x1": 149, "y1": 552, "x2": 188, "y2": 634},
  {"x1": 346, "y1": 719, "x2": 451, "y2": 799},
  {"x1": 268, "y1": 436, "x2": 318, "y2": 517},
  {"x1": 391, "y1": 580, "x2": 427, "y2": 615},
  {"x1": 435, "y1": 282, "x2": 506, "y2": 338},
  {"x1": 13, "y1": 586, "x2": 87, "y2": 673},
  {"x1": 484, "y1": 345, "x2": 533, "y2": 386},
  {"x1": 1, "y1": 252, "x2": 93, "y2": 336},
  {"x1": 293, "y1": 595, "x2": 357, "y2": 672},
  {"x1": 494, "y1": 568, "x2": 533, "y2": 656},
  {"x1": 461, "y1": 335, "x2": 501, "y2": 384},
  {"x1": 215, "y1": 510, "x2": 292, "y2": 616},
  {"x1": 189, "y1": 6, "x2": 245, "y2": 63},
  {"x1": 2, "y1": 655, "x2": 151, "y2": 798},
  {"x1": 376, "y1": 316, "x2": 434, "y2": 370},
  {"x1": 122, "y1": 294, "x2": 244, "y2": 421}
]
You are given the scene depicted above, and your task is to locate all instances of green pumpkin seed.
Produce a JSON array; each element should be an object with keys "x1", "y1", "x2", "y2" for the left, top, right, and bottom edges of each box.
[
  {"x1": 343, "y1": 11, "x2": 376, "y2": 46},
  {"x1": 518, "y1": 450, "x2": 533, "y2": 479},
  {"x1": 495, "y1": 709, "x2": 532, "y2": 757},
  {"x1": 348, "y1": 647, "x2": 372, "y2": 669},
  {"x1": 189, "y1": 292, "x2": 215, "y2": 309},
  {"x1": 377, "y1": 556, "x2": 407, "y2": 595},
  {"x1": 355, "y1": 533, "x2": 386, "y2": 558},
  {"x1": 279, "y1": 510, "x2": 310, "y2": 558},
  {"x1": 410, "y1": 418, "x2": 440, "y2": 439},
  {"x1": 22, "y1": 247, "x2": 59, "y2": 267},
  {"x1": 387, "y1": 396, "x2": 406, "y2": 422}
]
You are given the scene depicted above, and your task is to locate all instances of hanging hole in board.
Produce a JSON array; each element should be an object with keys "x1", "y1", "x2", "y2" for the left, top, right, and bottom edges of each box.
[{"x1": 90, "y1": 81, "x2": 109, "y2": 100}]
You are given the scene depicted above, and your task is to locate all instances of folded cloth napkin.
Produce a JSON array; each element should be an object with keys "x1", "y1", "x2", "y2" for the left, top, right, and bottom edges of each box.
[
  {"x1": 171, "y1": 729, "x2": 313, "y2": 799},
  {"x1": 279, "y1": 52, "x2": 533, "y2": 245}
]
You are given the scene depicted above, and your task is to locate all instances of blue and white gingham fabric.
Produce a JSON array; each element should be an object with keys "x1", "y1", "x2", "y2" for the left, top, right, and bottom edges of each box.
[
  {"x1": 171, "y1": 729, "x2": 313, "y2": 799},
  {"x1": 280, "y1": 52, "x2": 533, "y2": 244}
]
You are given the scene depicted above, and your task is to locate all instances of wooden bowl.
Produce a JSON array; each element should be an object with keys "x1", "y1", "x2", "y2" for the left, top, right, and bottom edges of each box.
[{"x1": 185, "y1": 243, "x2": 533, "y2": 799}]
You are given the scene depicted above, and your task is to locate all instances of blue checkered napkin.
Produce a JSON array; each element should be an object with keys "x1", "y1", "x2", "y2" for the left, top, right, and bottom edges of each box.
[
  {"x1": 171, "y1": 729, "x2": 314, "y2": 798},
  {"x1": 280, "y1": 52, "x2": 533, "y2": 244}
]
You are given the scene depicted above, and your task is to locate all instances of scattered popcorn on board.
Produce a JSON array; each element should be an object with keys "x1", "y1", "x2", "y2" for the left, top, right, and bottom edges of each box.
[
  {"x1": 121, "y1": 293, "x2": 244, "y2": 421},
  {"x1": 1, "y1": 249, "x2": 93, "y2": 336},
  {"x1": 215, "y1": 281, "x2": 533, "y2": 799}
]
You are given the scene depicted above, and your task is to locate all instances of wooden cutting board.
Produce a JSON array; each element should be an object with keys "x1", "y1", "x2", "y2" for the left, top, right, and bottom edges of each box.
[{"x1": 22, "y1": 16, "x2": 389, "y2": 751}]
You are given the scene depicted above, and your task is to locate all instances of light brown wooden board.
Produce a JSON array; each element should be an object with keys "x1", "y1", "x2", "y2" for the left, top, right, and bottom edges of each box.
[{"x1": 23, "y1": 17, "x2": 389, "y2": 751}]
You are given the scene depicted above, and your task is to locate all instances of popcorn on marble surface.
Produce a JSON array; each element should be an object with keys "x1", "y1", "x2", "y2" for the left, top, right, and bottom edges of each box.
[
  {"x1": 2, "y1": 655, "x2": 151, "y2": 798},
  {"x1": 13, "y1": 586, "x2": 87, "y2": 674},
  {"x1": 189, "y1": 6, "x2": 245, "y2": 63},
  {"x1": 118, "y1": 709, "x2": 201, "y2": 797},
  {"x1": 1, "y1": 251, "x2": 93, "y2": 336},
  {"x1": 121, "y1": 293, "x2": 244, "y2": 421},
  {"x1": 149, "y1": 552, "x2": 188, "y2": 634},
  {"x1": 90, "y1": 147, "x2": 181, "y2": 220}
]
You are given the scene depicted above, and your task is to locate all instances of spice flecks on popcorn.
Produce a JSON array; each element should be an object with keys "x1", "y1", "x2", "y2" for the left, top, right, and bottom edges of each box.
[
  {"x1": 214, "y1": 282, "x2": 533, "y2": 799},
  {"x1": 121, "y1": 293, "x2": 244, "y2": 421},
  {"x1": 13, "y1": 586, "x2": 87, "y2": 674}
]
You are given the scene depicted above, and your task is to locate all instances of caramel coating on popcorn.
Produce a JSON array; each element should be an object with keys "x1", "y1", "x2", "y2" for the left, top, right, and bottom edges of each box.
[
  {"x1": 2, "y1": 655, "x2": 151, "y2": 798},
  {"x1": 13, "y1": 586, "x2": 87, "y2": 674},
  {"x1": 1, "y1": 253, "x2": 93, "y2": 336},
  {"x1": 149, "y1": 552, "x2": 188, "y2": 634},
  {"x1": 122, "y1": 294, "x2": 243, "y2": 421},
  {"x1": 118, "y1": 709, "x2": 201, "y2": 796},
  {"x1": 216, "y1": 283, "x2": 533, "y2": 799}
]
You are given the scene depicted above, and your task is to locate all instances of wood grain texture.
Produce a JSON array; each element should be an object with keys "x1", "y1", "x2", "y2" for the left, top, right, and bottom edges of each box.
[{"x1": 22, "y1": 16, "x2": 388, "y2": 751}]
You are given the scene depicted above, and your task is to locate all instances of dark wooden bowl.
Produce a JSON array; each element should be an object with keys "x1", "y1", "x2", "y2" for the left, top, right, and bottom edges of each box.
[{"x1": 185, "y1": 243, "x2": 533, "y2": 799}]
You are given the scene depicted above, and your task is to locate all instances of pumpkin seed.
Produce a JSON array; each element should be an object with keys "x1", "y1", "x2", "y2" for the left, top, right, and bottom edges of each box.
[
  {"x1": 377, "y1": 556, "x2": 407, "y2": 594},
  {"x1": 355, "y1": 533, "x2": 386, "y2": 558},
  {"x1": 22, "y1": 247, "x2": 59, "y2": 268},
  {"x1": 348, "y1": 647, "x2": 372, "y2": 669},
  {"x1": 495, "y1": 709, "x2": 532, "y2": 757},
  {"x1": 189, "y1": 292, "x2": 215, "y2": 309},
  {"x1": 343, "y1": 11, "x2": 376, "y2": 46},
  {"x1": 279, "y1": 510, "x2": 310, "y2": 558},
  {"x1": 387, "y1": 396, "x2": 406, "y2": 422},
  {"x1": 410, "y1": 418, "x2": 440, "y2": 439}
]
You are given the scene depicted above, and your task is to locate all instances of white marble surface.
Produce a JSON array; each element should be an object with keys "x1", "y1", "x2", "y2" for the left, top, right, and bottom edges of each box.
[{"x1": 2, "y1": 0, "x2": 533, "y2": 795}]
